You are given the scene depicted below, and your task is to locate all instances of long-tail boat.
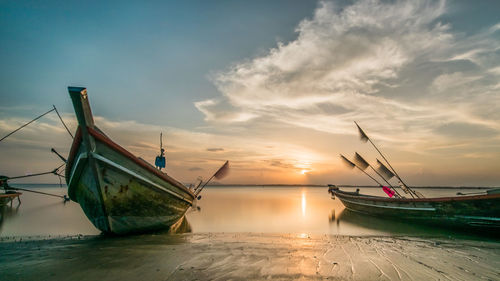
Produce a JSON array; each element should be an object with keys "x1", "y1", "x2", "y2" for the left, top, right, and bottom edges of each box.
[
  {"x1": 66, "y1": 87, "x2": 196, "y2": 234},
  {"x1": 328, "y1": 185, "x2": 500, "y2": 229},
  {"x1": 332, "y1": 121, "x2": 500, "y2": 229}
]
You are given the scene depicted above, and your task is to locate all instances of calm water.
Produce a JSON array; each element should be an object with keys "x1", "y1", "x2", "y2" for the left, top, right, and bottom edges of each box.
[{"x1": 0, "y1": 185, "x2": 491, "y2": 238}]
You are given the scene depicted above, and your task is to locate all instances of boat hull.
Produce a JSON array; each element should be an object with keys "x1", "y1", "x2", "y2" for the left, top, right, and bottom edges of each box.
[
  {"x1": 329, "y1": 186, "x2": 500, "y2": 229},
  {"x1": 67, "y1": 129, "x2": 194, "y2": 234}
]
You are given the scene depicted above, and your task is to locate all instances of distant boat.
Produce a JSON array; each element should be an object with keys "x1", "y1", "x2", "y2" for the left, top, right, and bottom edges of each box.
[
  {"x1": 0, "y1": 192, "x2": 21, "y2": 207},
  {"x1": 328, "y1": 185, "x2": 500, "y2": 229},
  {"x1": 65, "y1": 87, "x2": 196, "y2": 234}
]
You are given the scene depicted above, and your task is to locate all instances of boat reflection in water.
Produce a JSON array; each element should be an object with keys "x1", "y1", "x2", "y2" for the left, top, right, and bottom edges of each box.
[{"x1": 0, "y1": 205, "x2": 20, "y2": 235}]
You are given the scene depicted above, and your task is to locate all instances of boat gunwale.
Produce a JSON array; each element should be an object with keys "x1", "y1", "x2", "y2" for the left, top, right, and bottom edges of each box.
[
  {"x1": 333, "y1": 188, "x2": 500, "y2": 203},
  {"x1": 66, "y1": 126, "x2": 194, "y2": 199},
  {"x1": 86, "y1": 127, "x2": 194, "y2": 199}
]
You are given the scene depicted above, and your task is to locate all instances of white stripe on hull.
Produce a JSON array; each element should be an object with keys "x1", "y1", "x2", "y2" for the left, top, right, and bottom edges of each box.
[
  {"x1": 69, "y1": 152, "x2": 192, "y2": 205},
  {"x1": 339, "y1": 197, "x2": 436, "y2": 211}
]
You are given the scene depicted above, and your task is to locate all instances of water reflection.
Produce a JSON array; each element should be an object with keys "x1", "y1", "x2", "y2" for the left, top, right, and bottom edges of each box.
[
  {"x1": 331, "y1": 208, "x2": 447, "y2": 236},
  {"x1": 0, "y1": 186, "x2": 489, "y2": 239},
  {"x1": 0, "y1": 205, "x2": 20, "y2": 233}
]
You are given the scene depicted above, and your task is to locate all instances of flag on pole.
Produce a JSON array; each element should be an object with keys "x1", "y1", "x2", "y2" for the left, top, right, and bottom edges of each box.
[
  {"x1": 376, "y1": 159, "x2": 395, "y2": 180},
  {"x1": 340, "y1": 154, "x2": 356, "y2": 169},
  {"x1": 353, "y1": 152, "x2": 370, "y2": 170},
  {"x1": 214, "y1": 160, "x2": 230, "y2": 179},
  {"x1": 382, "y1": 186, "x2": 395, "y2": 198},
  {"x1": 354, "y1": 121, "x2": 369, "y2": 143}
]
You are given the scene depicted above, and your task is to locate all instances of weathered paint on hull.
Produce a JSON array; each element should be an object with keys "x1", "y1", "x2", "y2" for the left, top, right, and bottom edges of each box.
[
  {"x1": 330, "y1": 187, "x2": 500, "y2": 229},
  {"x1": 68, "y1": 140, "x2": 193, "y2": 234}
]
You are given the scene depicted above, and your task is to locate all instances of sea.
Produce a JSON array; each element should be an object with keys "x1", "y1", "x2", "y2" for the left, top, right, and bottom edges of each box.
[
  {"x1": 1, "y1": 185, "x2": 499, "y2": 280},
  {"x1": 0, "y1": 184, "x2": 495, "y2": 239}
]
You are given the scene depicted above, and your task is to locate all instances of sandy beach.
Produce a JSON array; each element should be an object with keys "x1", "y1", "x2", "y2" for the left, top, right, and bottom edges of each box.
[{"x1": 1, "y1": 232, "x2": 499, "y2": 281}]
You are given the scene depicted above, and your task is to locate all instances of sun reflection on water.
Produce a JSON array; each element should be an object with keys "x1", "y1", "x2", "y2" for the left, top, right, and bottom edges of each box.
[
  {"x1": 298, "y1": 233, "x2": 309, "y2": 239},
  {"x1": 301, "y1": 190, "x2": 306, "y2": 217}
]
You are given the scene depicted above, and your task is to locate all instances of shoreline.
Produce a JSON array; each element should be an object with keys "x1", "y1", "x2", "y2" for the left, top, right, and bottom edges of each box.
[{"x1": 1, "y1": 232, "x2": 499, "y2": 280}]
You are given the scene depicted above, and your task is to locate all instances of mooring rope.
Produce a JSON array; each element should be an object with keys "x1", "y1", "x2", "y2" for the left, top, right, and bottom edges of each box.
[
  {"x1": 6, "y1": 163, "x2": 65, "y2": 180},
  {"x1": 0, "y1": 105, "x2": 73, "y2": 200},
  {"x1": 0, "y1": 105, "x2": 74, "y2": 143},
  {"x1": 0, "y1": 108, "x2": 55, "y2": 143},
  {"x1": 52, "y1": 105, "x2": 74, "y2": 139},
  {"x1": 5, "y1": 186, "x2": 69, "y2": 200},
  {"x1": 1, "y1": 163, "x2": 69, "y2": 201}
]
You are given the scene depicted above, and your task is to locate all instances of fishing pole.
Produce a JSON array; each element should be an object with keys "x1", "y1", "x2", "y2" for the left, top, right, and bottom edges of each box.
[
  {"x1": 354, "y1": 121, "x2": 420, "y2": 198},
  {"x1": 195, "y1": 161, "x2": 229, "y2": 196},
  {"x1": 51, "y1": 148, "x2": 68, "y2": 163}
]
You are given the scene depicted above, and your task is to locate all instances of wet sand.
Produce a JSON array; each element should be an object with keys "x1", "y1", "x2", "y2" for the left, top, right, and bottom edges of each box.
[{"x1": 1, "y1": 233, "x2": 499, "y2": 281}]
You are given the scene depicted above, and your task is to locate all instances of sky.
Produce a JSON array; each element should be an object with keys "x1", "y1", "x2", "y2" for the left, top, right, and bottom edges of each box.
[{"x1": 1, "y1": 0, "x2": 499, "y2": 186}]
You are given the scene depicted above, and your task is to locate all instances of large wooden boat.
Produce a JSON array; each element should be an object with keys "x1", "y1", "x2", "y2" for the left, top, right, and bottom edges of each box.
[
  {"x1": 328, "y1": 185, "x2": 500, "y2": 229},
  {"x1": 66, "y1": 87, "x2": 195, "y2": 234}
]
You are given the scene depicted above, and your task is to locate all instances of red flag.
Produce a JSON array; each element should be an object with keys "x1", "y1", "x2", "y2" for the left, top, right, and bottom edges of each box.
[{"x1": 382, "y1": 186, "x2": 395, "y2": 198}]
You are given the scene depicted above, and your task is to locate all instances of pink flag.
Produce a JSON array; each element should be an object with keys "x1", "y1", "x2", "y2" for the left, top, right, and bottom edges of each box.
[{"x1": 382, "y1": 186, "x2": 395, "y2": 198}]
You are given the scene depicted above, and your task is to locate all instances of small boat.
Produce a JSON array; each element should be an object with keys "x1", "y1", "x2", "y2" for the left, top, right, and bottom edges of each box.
[
  {"x1": 65, "y1": 87, "x2": 196, "y2": 234},
  {"x1": 328, "y1": 185, "x2": 500, "y2": 229},
  {"x1": 0, "y1": 192, "x2": 21, "y2": 207}
]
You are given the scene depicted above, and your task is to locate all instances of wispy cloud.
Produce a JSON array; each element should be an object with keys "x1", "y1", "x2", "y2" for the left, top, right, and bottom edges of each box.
[
  {"x1": 195, "y1": 0, "x2": 500, "y2": 152},
  {"x1": 206, "y1": 148, "x2": 224, "y2": 152}
]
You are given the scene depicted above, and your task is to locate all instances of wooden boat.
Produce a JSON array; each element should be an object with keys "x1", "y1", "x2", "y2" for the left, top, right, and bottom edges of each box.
[
  {"x1": 0, "y1": 192, "x2": 21, "y2": 207},
  {"x1": 66, "y1": 87, "x2": 196, "y2": 234},
  {"x1": 328, "y1": 185, "x2": 500, "y2": 229}
]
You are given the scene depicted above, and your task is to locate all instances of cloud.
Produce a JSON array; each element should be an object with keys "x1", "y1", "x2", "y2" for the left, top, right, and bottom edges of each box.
[
  {"x1": 188, "y1": 167, "x2": 203, "y2": 171},
  {"x1": 430, "y1": 72, "x2": 481, "y2": 93},
  {"x1": 194, "y1": 0, "x2": 500, "y2": 151},
  {"x1": 206, "y1": 148, "x2": 224, "y2": 152}
]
